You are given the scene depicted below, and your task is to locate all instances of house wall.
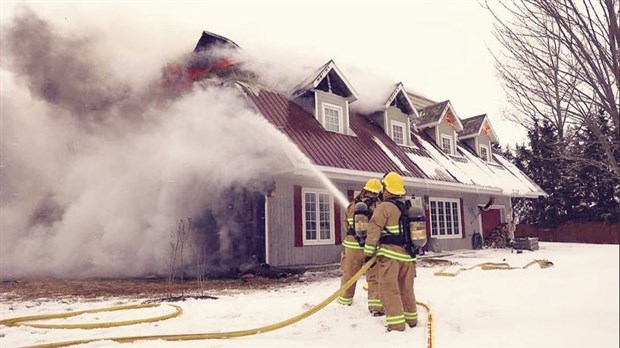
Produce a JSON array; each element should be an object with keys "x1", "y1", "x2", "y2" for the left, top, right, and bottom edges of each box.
[
  {"x1": 476, "y1": 133, "x2": 492, "y2": 161},
  {"x1": 267, "y1": 173, "x2": 513, "y2": 266},
  {"x1": 266, "y1": 174, "x2": 350, "y2": 267},
  {"x1": 315, "y1": 90, "x2": 351, "y2": 135},
  {"x1": 385, "y1": 106, "x2": 411, "y2": 146},
  {"x1": 406, "y1": 185, "x2": 512, "y2": 252},
  {"x1": 436, "y1": 122, "x2": 458, "y2": 143},
  {"x1": 477, "y1": 133, "x2": 492, "y2": 149}
]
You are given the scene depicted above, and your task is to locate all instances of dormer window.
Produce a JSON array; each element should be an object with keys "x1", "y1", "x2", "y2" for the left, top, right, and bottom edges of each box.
[
  {"x1": 479, "y1": 144, "x2": 490, "y2": 162},
  {"x1": 391, "y1": 121, "x2": 406, "y2": 145},
  {"x1": 441, "y1": 134, "x2": 454, "y2": 155},
  {"x1": 322, "y1": 103, "x2": 343, "y2": 133},
  {"x1": 291, "y1": 60, "x2": 358, "y2": 136},
  {"x1": 459, "y1": 115, "x2": 500, "y2": 159}
]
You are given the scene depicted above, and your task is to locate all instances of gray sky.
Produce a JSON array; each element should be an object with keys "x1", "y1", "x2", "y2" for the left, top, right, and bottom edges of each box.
[{"x1": 1, "y1": 0, "x2": 527, "y2": 146}]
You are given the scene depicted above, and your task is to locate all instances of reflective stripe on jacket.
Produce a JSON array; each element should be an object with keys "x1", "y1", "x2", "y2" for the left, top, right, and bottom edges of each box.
[{"x1": 342, "y1": 236, "x2": 364, "y2": 250}]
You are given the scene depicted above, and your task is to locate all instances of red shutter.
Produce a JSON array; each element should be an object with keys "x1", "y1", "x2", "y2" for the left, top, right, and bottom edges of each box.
[
  {"x1": 424, "y1": 195, "x2": 431, "y2": 238},
  {"x1": 334, "y1": 202, "x2": 342, "y2": 245},
  {"x1": 460, "y1": 198, "x2": 466, "y2": 238},
  {"x1": 294, "y1": 185, "x2": 303, "y2": 247}
]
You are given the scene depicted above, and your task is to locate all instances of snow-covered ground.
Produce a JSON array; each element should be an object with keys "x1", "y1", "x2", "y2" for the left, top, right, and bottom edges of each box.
[{"x1": 1, "y1": 242, "x2": 618, "y2": 348}]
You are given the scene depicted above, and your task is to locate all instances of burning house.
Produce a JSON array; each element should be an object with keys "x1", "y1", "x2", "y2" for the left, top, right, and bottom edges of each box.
[{"x1": 182, "y1": 30, "x2": 545, "y2": 271}]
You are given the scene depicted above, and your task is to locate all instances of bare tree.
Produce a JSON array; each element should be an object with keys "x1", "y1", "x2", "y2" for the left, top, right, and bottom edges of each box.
[
  {"x1": 484, "y1": 0, "x2": 619, "y2": 178},
  {"x1": 166, "y1": 218, "x2": 193, "y2": 287}
]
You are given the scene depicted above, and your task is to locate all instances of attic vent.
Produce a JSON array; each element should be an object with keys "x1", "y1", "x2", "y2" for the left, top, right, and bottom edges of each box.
[
  {"x1": 315, "y1": 70, "x2": 350, "y2": 98},
  {"x1": 316, "y1": 72, "x2": 334, "y2": 93},
  {"x1": 390, "y1": 93, "x2": 413, "y2": 115},
  {"x1": 317, "y1": 77, "x2": 330, "y2": 92}
]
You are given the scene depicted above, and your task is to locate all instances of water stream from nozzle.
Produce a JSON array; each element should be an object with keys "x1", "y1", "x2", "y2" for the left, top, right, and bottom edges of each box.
[
  {"x1": 303, "y1": 160, "x2": 350, "y2": 208},
  {"x1": 276, "y1": 135, "x2": 349, "y2": 207}
]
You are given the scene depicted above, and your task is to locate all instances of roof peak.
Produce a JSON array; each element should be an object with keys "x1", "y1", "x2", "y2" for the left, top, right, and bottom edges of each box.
[
  {"x1": 290, "y1": 60, "x2": 358, "y2": 102},
  {"x1": 194, "y1": 30, "x2": 241, "y2": 52}
]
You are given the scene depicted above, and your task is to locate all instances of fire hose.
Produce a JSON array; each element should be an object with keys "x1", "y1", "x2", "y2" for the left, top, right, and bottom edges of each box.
[
  {"x1": 433, "y1": 259, "x2": 554, "y2": 277},
  {"x1": 1, "y1": 256, "x2": 434, "y2": 348},
  {"x1": 0, "y1": 303, "x2": 183, "y2": 330}
]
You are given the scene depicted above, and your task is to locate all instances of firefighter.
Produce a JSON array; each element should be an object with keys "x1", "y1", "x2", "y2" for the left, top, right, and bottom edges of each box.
[
  {"x1": 337, "y1": 178, "x2": 384, "y2": 315},
  {"x1": 364, "y1": 172, "x2": 418, "y2": 331}
]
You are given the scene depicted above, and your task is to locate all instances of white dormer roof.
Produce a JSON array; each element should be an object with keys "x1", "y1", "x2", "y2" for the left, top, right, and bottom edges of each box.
[
  {"x1": 291, "y1": 60, "x2": 359, "y2": 102},
  {"x1": 384, "y1": 82, "x2": 418, "y2": 116}
]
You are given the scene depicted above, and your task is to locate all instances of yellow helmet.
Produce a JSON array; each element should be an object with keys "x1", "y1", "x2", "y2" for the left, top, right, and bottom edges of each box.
[
  {"x1": 363, "y1": 178, "x2": 382, "y2": 193},
  {"x1": 381, "y1": 172, "x2": 406, "y2": 195}
]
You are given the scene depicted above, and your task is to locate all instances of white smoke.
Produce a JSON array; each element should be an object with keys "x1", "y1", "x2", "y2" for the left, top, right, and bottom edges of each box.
[
  {"x1": 0, "y1": 9, "x2": 294, "y2": 278},
  {"x1": 0, "y1": 4, "x2": 440, "y2": 279}
]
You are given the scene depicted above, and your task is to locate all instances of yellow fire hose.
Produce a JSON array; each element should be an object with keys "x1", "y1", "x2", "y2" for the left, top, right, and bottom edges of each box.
[
  {"x1": 416, "y1": 301, "x2": 434, "y2": 348},
  {"x1": 1, "y1": 256, "x2": 434, "y2": 348},
  {"x1": 434, "y1": 259, "x2": 554, "y2": 277},
  {"x1": 0, "y1": 303, "x2": 182, "y2": 329}
]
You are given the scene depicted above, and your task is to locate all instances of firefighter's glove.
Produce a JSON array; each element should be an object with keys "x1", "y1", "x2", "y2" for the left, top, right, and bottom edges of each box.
[{"x1": 364, "y1": 256, "x2": 376, "y2": 268}]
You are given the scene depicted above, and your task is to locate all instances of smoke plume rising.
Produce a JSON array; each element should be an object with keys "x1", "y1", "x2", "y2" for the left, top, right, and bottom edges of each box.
[{"x1": 0, "y1": 9, "x2": 294, "y2": 278}]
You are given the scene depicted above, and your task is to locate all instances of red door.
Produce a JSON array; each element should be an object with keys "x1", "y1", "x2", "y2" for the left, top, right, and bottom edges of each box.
[{"x1": 481, "y1": 209, "x2": 501, "y2": 238}]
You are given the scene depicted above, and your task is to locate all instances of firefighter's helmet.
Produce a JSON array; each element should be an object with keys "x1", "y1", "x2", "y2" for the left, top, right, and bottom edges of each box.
[
  {"x1": 363, "y1": 178, "x2": 382, "y2": 194},
  {"x1": 381, "y1": 172, "x2": 406, "y2": 195}
]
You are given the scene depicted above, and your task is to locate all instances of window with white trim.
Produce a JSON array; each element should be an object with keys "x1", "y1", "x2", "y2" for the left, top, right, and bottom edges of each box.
[
  {"x1": 391, "y1": 121, "x2": 406, "y2": 145},
  {"x1": 302, "y1": 188, "x2": 334, "y2": 245},
  {"x1": 479, "y1": 144, "x2": 490, "y2": 162},
  {"x1": 429, "y1": 197, "x2": 461, "y2": 239},
  {"x1": 441, "y1": 134, "x2": 453, "y2": 155},
  {"x1": 322, "y1": 103, "x2": 343, "y2": 133}
]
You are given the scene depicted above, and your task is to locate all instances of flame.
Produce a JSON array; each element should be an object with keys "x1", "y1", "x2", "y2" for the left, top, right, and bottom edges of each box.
[
  {"x1": 482, "y1": 123, "x2": 490, "y2": 136},
  {"x1": 159, "y1": 58, "x2": 235, "y2": 93},
  {"x1": 189, "y1": 59, "x2": 234, "y2": 80},
  {"x1": 445, "y1": 112, "x2": 456, "y2": 128}
]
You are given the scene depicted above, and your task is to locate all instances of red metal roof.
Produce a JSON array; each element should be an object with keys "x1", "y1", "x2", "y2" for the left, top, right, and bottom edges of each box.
[{"x1": 243, "y1": 87, "x2": 442, "y2": 180}]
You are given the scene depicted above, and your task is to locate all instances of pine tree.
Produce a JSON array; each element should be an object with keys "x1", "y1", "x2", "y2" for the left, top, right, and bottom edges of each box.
[
  {"x1": 573, "y1": 112, "x2": 620, "y2": 223},
  {"x1": 510, "y1": 114, "x2": 619, "y2": 226},
  {"x1": 511, "y1": 119, "x2": 577, "y2": 227}
]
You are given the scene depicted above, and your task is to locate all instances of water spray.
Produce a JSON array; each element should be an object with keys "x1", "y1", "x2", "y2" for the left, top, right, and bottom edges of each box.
[
  {"x1": 303, "y1": 161, "x2": 350, "y2": 207},
  {"x1": 270, "y1": 130, "x2": 349, "y2": 207}
]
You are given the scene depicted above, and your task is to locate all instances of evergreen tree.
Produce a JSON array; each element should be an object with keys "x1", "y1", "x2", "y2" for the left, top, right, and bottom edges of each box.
[
  {"x1": 573, "y1": 112, "x2": 619, "y2": 223},
  {"x1": 511, "y1": 119, "x2": 577, "y2": 227},
  {"x1": 510, "y1": 114, "x2": 619, "y2": 226}
]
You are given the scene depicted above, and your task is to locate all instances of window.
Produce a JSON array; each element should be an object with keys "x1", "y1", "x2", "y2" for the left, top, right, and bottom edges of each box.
[
  {"x1": 391, "y1": 121, "x2": 406, "y2": 145},
  {"x1": 429, "y1": 197, "x2": 461, "y2": 239},
  {"x1": 441, "y1": 135, "x2": 453, "y2": 155},
  {"x1": 322, "y1": 103, "x2": 343, "y2": 133},
  {"x1": 479, "y1": 144, "x2": 490, "y2": 162},
  {"x1": 302, "y1": 188, "x2": 334, "y2": 245}
]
